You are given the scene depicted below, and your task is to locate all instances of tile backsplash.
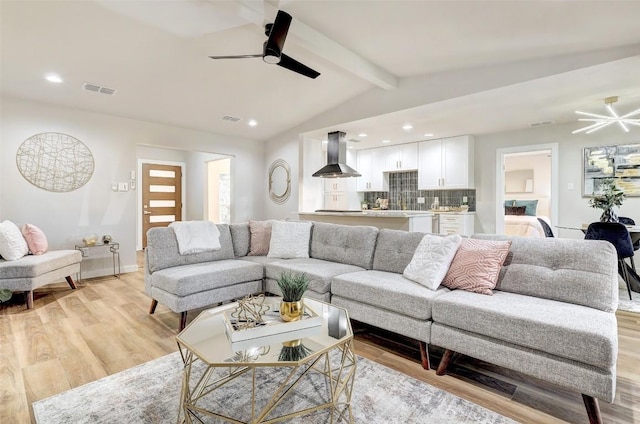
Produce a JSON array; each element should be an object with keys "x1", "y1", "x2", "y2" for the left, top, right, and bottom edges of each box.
[{"x1": 362, "y1": 171, "x2": 476, "y2": 211}]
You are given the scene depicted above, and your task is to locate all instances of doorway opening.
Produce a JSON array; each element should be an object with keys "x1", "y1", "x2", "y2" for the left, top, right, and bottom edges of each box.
[
  {"x1": 496, "y1": 143, "x2": 558, "y2": 235},
  {"x1": 206, "y1": 158, "x2": 231, "y2": 224}
]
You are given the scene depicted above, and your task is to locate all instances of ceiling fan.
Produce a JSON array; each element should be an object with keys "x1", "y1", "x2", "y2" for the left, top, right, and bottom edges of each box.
[{"x1": 209, "y1": 10, "x2": 320, "y2": 79}]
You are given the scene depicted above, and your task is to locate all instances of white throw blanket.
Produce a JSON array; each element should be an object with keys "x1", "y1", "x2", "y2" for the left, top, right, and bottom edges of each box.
[{"x1": 169, "y1": 221, "x2": 221, "y2": 255}]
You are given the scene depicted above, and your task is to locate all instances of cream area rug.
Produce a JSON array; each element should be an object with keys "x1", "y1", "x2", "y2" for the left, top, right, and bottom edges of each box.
[
  {"x1": 618, "y1": 279, "x2": 640, "y2": 313},
  {"x1": 33, "y1": 352, "x2": 517, "y2": 424}
]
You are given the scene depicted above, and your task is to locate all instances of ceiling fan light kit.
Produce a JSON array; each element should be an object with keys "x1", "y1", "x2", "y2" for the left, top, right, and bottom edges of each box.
[
  {"x1": 572, "y1": 96, "x2": 640, "y2": 134},
  {"x1": 209, "y1": 10, "x2": 320, "y2": 79}
]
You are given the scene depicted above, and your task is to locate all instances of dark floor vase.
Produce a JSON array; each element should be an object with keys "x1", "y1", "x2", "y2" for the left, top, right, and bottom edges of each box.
[{"x1": 600, "y1": 208, "x2": 619, "y2": 223}]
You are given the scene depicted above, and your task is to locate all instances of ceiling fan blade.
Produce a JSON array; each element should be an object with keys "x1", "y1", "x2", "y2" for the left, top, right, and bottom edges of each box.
[
  {"x1": 209, "y1": 54, "x2": 263, "y2": 60},
  {"x1": 278, "y1": 54, "x2": 320, "y2": 79},
  {"x1": 264, "y1": 10, "x2": 292, "y2": 61}
]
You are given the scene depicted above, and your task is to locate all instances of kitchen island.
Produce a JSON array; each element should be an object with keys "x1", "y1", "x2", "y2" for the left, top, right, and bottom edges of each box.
[{"x1": 297, "y1": 210, "x2": 438, "y2": 233}]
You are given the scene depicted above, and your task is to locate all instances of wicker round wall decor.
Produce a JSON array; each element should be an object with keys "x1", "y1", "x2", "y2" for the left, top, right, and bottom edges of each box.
[{"x1": 16, "y1": 132, "x2": 95, "y2": 192}]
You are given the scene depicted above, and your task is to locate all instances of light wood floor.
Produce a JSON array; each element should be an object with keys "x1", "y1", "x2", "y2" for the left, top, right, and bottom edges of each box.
[{"x1": 1, "y1": 256, "x2": 639, "y2": 424}]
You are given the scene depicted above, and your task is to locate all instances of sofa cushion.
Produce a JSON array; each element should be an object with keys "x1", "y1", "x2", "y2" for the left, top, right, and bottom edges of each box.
[
  {"x1": 403, "y1": 234, "x2": 462, "y2": 290},
  {"x1": 0, "y1": 220, "x2": 29, "y2": 261},
  {"x1": 0, "y1": 250, "x2": 81, "y2": 278},
  {"x1": 432, "y1": 290, "x2": 618, "y2": 368},
  {"x1": 151, "y1": 259, "x2": 263, "y2": 297},
  {"x1": 248, "y1": 220, "x2": 272, "y2": 256},
  {"x1": 146, "y1": 225, "x2": 235, "y2": 273},
  {"x1": 442, "y1": 238, "x2": 511, "y2": 295},
  {"x1": 472, "y1": 234, "x2": 618, "y2": 312},
  {"x1": 310, "y1": 222, "x2": 378, "y2": 269},
  {"x1": 372, "y1": 229, "x2": 425, "y2": 274},
  {"x1": 331, "y1": 270, "x2": 450, "y2": 321},
  {"x1": 229, "y1": 223, "x2": 250, "y2": 257},
  {"x1": 21, "y1": 224, "x2": 48, "y2": 255},
  {"x1": 265, "y1": 258, "x2": 364, "y2": 294},
  {"x1": 268, "y1": 221, "x2": 312, "y2": 259}
]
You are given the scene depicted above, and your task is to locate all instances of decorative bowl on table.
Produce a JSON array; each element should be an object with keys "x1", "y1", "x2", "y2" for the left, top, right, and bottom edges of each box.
[{"x1": 82, "y1": 233, "x2": 98, "y2": 246}]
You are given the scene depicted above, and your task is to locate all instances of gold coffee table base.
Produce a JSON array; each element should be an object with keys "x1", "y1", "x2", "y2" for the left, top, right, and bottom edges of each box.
[{"x1": 177, "y1": 341, "x2": 356, "y2": 424}]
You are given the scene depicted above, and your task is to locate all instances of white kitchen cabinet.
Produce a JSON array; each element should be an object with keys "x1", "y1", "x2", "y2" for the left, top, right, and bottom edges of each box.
[
  {"x1": 418, "y1": 135, "x2": 474, "y2": 189},
  {"x1": 323, "y1": 193, "x2": 348, "y2": 210},
  {"x1": 438, "y1": 213, "x2": 474, "y2": 236},
  {"x1": 383, "y1": 143, "x2": 418, "y2": 172},
  {"x1": 324, "y1": 178, "x2": 348, "y2": 192},
  {"x1": 356, "y1": 148, "x2": 387, "y2": 191}
]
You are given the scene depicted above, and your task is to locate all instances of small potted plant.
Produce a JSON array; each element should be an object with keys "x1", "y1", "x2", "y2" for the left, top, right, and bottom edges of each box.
[
  {"x1": 589, "y1": 178, "x2": 625, "y2": 223},
  {"x1": 276, "y1": 271, "x2": 309, "y2": 322}
]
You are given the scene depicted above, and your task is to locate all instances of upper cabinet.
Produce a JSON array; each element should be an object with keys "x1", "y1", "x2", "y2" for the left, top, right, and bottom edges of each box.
[
  {"x1": 382, "y1": 143, "x2": 418, "y2": 172},
  {"x1": 356, "y1": 148, "x2": 387, "y2": 191},
  {"x1": 418, "y1": 136, "x2": 474, "y2": 189}
]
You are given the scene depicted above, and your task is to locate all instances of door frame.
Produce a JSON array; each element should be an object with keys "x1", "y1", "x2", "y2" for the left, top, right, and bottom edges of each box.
[
  {"x1": 495, "y1": 143, "x2": 558, "y2": 235},
  {"x1": 137, "y1": 159, "x2": 186, "y2": 250}
]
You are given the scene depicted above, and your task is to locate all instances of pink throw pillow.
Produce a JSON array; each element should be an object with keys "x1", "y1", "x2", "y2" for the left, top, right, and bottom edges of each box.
[
  {"x1": 442, "y1": 238, "x2": 511, "y2": 295},
  {"x1": 21, "y1": 224, "x2": 49, "y2": 255},
  {"x1": 247, "y1": 220, "x2": 272, "y2": 256}
]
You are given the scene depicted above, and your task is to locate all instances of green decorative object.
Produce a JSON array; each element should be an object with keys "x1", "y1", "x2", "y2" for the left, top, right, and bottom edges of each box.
[
  {"x1": 589, "y1": 178, "x2": 625, "y2": 223},
  {"x1": 0, "y1": 289, "x2": 13, "y2": 303},
  {"x1": 276, "y1": 271, "x2": 309, "y2": 322},
  {"x1": 276, "y1": 271, "x2": 309, "y2": 302}
]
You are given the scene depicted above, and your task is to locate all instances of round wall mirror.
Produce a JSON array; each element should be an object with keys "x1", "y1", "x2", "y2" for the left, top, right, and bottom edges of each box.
[{"x1": 268, "y1": 159, "x2": 291, "y2": 204}]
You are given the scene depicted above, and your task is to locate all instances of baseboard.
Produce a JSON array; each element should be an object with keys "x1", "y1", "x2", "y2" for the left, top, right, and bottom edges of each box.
[{"x1": 78, "y1": 265, "x2": 139, "y2": 280}]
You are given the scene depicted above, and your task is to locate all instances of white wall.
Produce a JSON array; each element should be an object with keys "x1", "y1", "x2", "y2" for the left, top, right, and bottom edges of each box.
[
  {"x1": 505, "y1": 153, "x2": 551, "y2": 217},
  {"x1": 476, "y1": 121, "x2": 640, "y2": 237},
  {"x1": 1, "y1": 97, "x2": 264, "y2": 278}
]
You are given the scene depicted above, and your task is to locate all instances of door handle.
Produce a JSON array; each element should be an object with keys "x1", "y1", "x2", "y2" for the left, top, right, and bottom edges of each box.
[{"x1": 144, "y1": 211, "x2": 152, "y2": 215}]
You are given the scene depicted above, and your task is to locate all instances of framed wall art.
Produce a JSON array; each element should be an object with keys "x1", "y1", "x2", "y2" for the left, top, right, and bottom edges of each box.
[{"x1": 583, "y1": 143, "x2": 640, "y2": 197}]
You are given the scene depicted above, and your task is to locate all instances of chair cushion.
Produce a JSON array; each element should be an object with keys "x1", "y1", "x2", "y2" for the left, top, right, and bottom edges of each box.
[
  {"x1": 0, "y1": 250, "x2": 81, "y2": 278},
  {"x1": 310, "y1": 222, "x2": 378, "y2": 269},
  {"x1": 268, "y1": 221, "x2": 312, "y2": 259},
  {"x1": 265, "y1": 258, "x2": 364, "y2": 294},
  {"x1": 432, "y1": 290, "x2": 618, "y2": 368},
  {"x1": 372, "y1": 229, "x2": 425, "y2": 274},
  {"x1": 442, "y1": 238, "x2": 511, "y2": 295},
  {"x1": 332, "y1": 270, "x2": 450, "y2": 320},
  {"x1": 0, "y1": 220, "x2": 29, "y2": 261},
  {"x1": 151, "y1": 259, "x2": 263, "y2": 297},
  {"x1": 403, "y1": 234, "x2": 461, "y2": 290}
]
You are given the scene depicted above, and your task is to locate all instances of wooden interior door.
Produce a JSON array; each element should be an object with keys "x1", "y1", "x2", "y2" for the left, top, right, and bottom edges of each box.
[{"x1": 142, "y1": 163, "x2": 182, "y2": 248}]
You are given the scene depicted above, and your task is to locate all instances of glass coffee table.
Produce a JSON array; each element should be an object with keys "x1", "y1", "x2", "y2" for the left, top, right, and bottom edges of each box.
[{"x1": 175, "y1": 297, "x2": 356, "y2": 424}]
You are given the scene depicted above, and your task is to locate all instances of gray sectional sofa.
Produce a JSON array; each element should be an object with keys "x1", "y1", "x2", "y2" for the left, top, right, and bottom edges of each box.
[{"x1": 144, "y1": 221, "x2": 618, "y2": 423}]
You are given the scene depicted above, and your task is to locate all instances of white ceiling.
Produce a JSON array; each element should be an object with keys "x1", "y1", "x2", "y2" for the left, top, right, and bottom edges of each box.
[{"x1": 2, "y1": 0, "x2": 640, "y2": 149}]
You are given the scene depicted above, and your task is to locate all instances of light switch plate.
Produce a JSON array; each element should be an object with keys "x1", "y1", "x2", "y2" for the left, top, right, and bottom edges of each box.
[
  {"x1": 111, "y1": 183, "x2": 118, "y2": 191},
  {"x1": 118, "y1": 182, "x2": 129, "y2": 191}
]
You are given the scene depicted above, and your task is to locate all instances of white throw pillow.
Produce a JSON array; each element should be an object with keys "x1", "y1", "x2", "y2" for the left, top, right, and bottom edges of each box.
[
  {"x1": 403, "y1": 234, "x2": 462, "y2": 290},
  {"x1": 0, "y1": 220, "x2": 29, "y2": 261},
  {"x1": 267, "y1": 221, "x2": 312, "y2": 259}
]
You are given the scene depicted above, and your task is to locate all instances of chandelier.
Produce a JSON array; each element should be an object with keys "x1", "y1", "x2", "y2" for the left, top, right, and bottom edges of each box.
[{"x1": 572, "y1": 96, "x2": 640, "y2": 134}]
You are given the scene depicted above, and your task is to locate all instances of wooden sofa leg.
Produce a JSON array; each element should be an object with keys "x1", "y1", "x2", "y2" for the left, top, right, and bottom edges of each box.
[
  {"x1": 149, "y1": 299, "x2": 158, "y2": 314},
  {"x1": 436, "y1": 349, "x2": 455, "y2": 376},
  {"x1": 179, "y1": 312, "x2": 188, "y2": 332},
  {"x1": 65, "y1": 276, "x2": 77, "y2": 289},
  {"x1": 418, "y1": 341, "x2": 430, "y2": 370},
  {"x1": 26, "y1": 291, "x2": 34, "y2": 309},
  {"x1": 582, "y1": 394, "x2": 603, "y2": 424}
]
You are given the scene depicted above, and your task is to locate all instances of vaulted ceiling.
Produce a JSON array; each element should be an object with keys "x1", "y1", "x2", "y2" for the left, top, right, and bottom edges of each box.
[{"x1": 2, "y1": 0, "x2": 640, "y2": 148}]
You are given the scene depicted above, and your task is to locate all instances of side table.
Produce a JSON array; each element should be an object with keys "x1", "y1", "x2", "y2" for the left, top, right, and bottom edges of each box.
[{"x1": 74, "y1": 242, "x2": 121, "y2": 281}]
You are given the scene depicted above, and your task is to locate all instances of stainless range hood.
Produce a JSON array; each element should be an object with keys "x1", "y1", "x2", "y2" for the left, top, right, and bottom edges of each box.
[{"x1": 312, "y1": 131, "x2": 361, "y2": 178}]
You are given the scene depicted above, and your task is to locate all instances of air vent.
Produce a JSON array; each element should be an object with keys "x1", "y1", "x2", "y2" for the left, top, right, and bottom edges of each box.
[
  {"x1": 222, "y1": 115, "x2": 241, "y2": 122},
  {"x1": 82, "y1": 82, "x2": 117, "y2": 95},
  {"x1": 528, "y1": 120, "x2": 555, "y2": 127}
]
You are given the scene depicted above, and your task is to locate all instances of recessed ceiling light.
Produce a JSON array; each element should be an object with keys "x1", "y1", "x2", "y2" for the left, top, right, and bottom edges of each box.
[
  {"x1": 248, "y1": 119, "x2": 257, "y2": 127},
  {"x1": 322, "y1": 140, "x2": 328, "y2": 144},
  {"x1": 358, "y1": 133, "x2": 367, "y2": 137},
  {"x1": 45, "y1": 73, "x2": 63, "y2": 83},
  {"x1": 382, "y1": 139, "x2": 391, "y2": 143},
  {"x1": 347, "y1": 146, "x2": 354, "y2": 149},
  {"x1": 423, "y1": 133, "x2": 434, "y2": 137},
  {"x1": 402, "y1": 124, "x2": 413, "y2": 130}
]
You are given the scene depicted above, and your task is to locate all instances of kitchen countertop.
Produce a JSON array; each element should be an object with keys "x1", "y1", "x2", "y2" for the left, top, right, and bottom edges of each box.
[{"x1": 298, "y1": 210, "x2": 475, "y2": 217}]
